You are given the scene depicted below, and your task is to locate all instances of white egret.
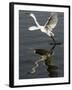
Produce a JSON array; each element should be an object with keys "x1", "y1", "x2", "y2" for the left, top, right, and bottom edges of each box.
[{"x1": 28, "y1": 13, "x2": 58, "y2": 44}]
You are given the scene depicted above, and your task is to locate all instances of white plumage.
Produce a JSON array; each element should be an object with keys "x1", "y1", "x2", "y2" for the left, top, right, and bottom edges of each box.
[{"x1": 28, "y1": 13, "x2": 58, "y2": 37}]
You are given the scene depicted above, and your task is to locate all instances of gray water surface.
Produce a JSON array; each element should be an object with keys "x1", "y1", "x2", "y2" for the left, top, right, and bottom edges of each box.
[{"x1": 19, "y1": 10, "x2": 64, "y2": 79}]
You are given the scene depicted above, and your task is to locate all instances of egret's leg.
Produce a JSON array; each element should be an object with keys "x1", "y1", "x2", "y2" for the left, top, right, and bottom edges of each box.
[
  {"x1": 51, "y1": 36, "x2": 56, "y2": 44},
  {"x1": 50, "y1": 36, "x2": 62, "y2": 45}
]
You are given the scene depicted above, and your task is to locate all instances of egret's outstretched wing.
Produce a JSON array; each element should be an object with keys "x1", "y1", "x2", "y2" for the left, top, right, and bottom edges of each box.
[
  {"x1": 28, "y1": 26, "x2": 40, "y2": 31},
  {"x1": 45, "y1": 13, "x2": 58, "y2": 31}
]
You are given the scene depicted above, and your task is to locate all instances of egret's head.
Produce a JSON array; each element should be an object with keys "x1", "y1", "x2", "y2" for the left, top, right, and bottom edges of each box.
[{"x1": 30, "y1": 13, "x2": 35, "y2": 18}]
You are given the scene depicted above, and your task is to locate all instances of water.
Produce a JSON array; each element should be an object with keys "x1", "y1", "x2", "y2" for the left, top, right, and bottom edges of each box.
[{"x1": 19, "y1": 10, "x2": 64, "y2": 79}]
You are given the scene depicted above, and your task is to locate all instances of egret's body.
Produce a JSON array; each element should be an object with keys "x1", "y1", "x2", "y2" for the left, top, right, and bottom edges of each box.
[{"x1": 28, "y1": 13, "x2": 58, "y2": 43}]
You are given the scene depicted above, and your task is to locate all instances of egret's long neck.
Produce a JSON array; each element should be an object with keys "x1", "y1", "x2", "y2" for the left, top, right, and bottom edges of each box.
[{"x1": 31, "y1": 15, "x2": 40, "y2": 27}]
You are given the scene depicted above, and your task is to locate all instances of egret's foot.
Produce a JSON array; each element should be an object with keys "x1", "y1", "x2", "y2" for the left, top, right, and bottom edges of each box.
[{"x1": 50, "y1": 42, "x2": 62, "y2": 45}]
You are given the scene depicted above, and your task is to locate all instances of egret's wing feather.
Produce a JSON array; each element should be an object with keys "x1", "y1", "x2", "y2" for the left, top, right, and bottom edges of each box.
[
  {"x1": 28, "y1": 26, "x2": 39, "y2": 31},
  {"x1": 45, "y1": 13, "x2": 58, "y2": 31}
]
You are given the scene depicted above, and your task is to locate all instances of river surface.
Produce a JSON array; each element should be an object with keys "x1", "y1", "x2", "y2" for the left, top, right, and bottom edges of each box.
[{"x1": 19, "y1": 10, "x2": 64, "y2": 79}]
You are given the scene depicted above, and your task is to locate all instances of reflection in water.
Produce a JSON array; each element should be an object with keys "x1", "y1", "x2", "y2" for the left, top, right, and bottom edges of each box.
[
  {"x1": 44, "y1": 44, "x2": 58, "y2": 77},
  {"x1": 30, "y1": 44, "x2": 60, "y2": 77}
]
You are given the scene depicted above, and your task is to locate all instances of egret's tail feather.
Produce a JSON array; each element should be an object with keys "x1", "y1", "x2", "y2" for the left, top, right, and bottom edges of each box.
[{"x1": 28, "y1": 26, "x2": 39, "y2": 31}]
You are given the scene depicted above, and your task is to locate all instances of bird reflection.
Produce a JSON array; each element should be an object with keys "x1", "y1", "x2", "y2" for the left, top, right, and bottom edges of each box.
[{"x1": 30, "y1": 44, "x2": 59, "y2": 77}]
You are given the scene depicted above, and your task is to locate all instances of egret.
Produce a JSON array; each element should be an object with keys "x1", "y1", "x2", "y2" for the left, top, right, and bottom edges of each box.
[{"x1": 28, "y1": 12, "x2": 58, "y2": 44}]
